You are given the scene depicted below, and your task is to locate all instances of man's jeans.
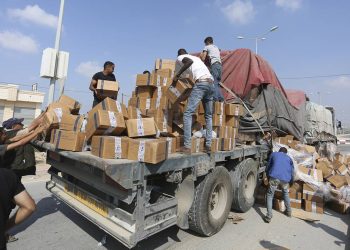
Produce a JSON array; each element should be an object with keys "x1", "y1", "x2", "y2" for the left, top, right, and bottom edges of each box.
[
  {"x1": 266, "y1": 178, "x2": 291, "y2": 219},
  {"x1": 184, "y1": 82, "x2": 214, "y2": 149},
  {"x1": 210, "y1": 63, "x2": 224, "y2": 102}
]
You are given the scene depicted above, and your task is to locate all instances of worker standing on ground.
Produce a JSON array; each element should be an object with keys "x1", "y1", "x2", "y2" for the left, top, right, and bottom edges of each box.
[
  {"x1": 89, "y1": 61, "x2": 117, "y2": 107},
  {"x1": 200, "y1": 37, "x2": 224, "y2": 102},
  {"x1": 264, "y1": 147, "x2": 294, "y2": 223},
  {"x1": 173, "y1": 49, "x2": 214, "y2": 154}
]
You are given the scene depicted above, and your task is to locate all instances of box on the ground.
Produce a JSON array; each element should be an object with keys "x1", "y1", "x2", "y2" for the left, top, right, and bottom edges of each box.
[
  {"x1": 135, "y1": 86, "x2": 156, "y2": 98},
  {"x1": 316, "y1": 159, "x2": 334, "y2": 178},
  {"x1": 126, "y1": 118, "x2": 157, "y2": 138},
  {"x1": 166, "y1": 78, "x2": 193, "y2": 104},
  {"x1": 274, "y1": 190, "x2": 302, "y2": 209},
  {"x1": 213, "y1": 114, "x2": 225, "y2": 127},
  {"x1": 335, "y1": 153, "x2": 350, "y2": 164},
  {"x1": 326, "y1": 174, "x2": 347, "y2": 189},
  {"x1": 155, "y1": 59, "x2": 176, "y2": 71},
  {"x1": 128, "y1": 97, "x2": 156, "y2": 110},
  {"x1": 226, "y1": 115, "x2": 239, "y2": 127},
  {"x1": 225, "y1": 103, "x2": 244, "y2": 116},
  {"x1": 211, "y1": 138, "x2": 221, "y2": 152},
  {"x1": 327, "y1": 199, "x2": 350, "y2": 214},
  {"x1": 160, "y1": 137, "x2": 176, "y2": 154},
  {"x1": 299, "y1": 166, "x2": 323, "y2": 182},
  {"x1": 50, "y1": 129, "x2": 86, "y2": 152},
  {"x1": 290, "y1": 181, "x2": 304, "y2": 193},
  {"x1": 59, "y1": 114, "x2": 84, "y2": 131},
  {"x1": 302, "y1": 184, "x2": 324, "y2": 203},
  {"x1": 273, "y1": 199, "x2": 286, "y2": 212},
  {"x1": 190, "y1": 137, "x2": 204, "y2": 153},
  {"x1": 221, "y1": 138, "x2": 234, "y2": 151},
  {"x1": 96, "y1": 80, "x2": 119, "y2": 99},
  {"x1": 304, "y1": 200, "x2": 324, "y2": 214},
  {"x1": 91, "y1": 136, "x2": 129, "y2": 159},
  {"x1": 58, "y1": 95, "x2": 81, "y2": 114},
  {"x1": 88, "y1": 97, "x2": 128, "y2": 120},
  {"x1": 86, "y1": 110, "x2": 126, "y2": 139},
  {"x1": 128, "y1": 138, "x2": 168, "y2": 164}
]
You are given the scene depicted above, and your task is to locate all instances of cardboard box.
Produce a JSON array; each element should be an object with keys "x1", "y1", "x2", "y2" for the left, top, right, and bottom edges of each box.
[
  {"x1": 190, "y1": 138, "x2": 204, "y2": 153},
  {"x1": 302, "y1": 184, "x2": 324, "y2": 203},
  {"x1": 91, "y1": 136, "x2": 129, "y2": 159},
  {"x1": 225, "y1": 103, "x2": 244, "y2": 116},
  {"x1": 211, "y1": 138, "x2": 221, "y2": 152},
  {"x1": 213, "y1": 102, "x2": 225, "y2": 115},
  {"x1": 43, "y1": 109, "x2": 60, "y2": 129},
  {"x1": 153, "y1": 69, "x2": 174, "y2": 79},
  {"x1": 175, "y1": 136, "x2": 184, "y2": 151},
  {"x1": 128, "y1": 139, "x2": 168, "y2": 164},
  {"x1": 290, "y1": 198, "x2": 302, "y2": 209},
  {"x1": 166, "y1": 78, "x2": 193, "y2": 104},
  {"x1": 96, "y1": 80, "x2": 119, "y2": 99},
  {"x1": 86, "y1": 110, "x2": 126, "y2": 139},
  {"x1": 58, "y1": 95, "x2": 81, "y2": 114},
  {"x1": 335, "y1": 153, "x2": 350, "y2": 164},
  {"x1": 275, "y1": 135, "x2": 294, "y2": 146},
  {"x1": 275, "y1": 190, "x2": 302, "y2": 200},
  {"x1": 128, "y1": 97, "x2": 157, "y2": 110},
  {"x1": 160, "y1": 137, "x2": 177, "y2": 154},
  {"x1": 221, "y1": 138, "x2": 234, "y2": 151},
  {"x1": 273, "y1": 199, "x2": 286, "y2": 212},
  {"x1": 126, "y1": 118, "x2": 157, "y2": 138},
  {"x1": 316, "y1": 160, "x2": 334, "y2": 178},
  {"x1": 127, "y1": 107, "x2": 148, "y2": 119},
  {"x1": 50, "y1": 129, "x2": 86, "y2": 152},
  {"x1": 226, "y1": 116, "x2": 239, "y2": 127},
  {"x1": 135, "y1": 86, "x2": 156, "y2": 98},
  {"x1": 59, "y1": 114, "x2": 84, "y2": 131},
  {"x1": 326, "y1": 174, "x2": 347, "y2": 189},
  {"x1": 336, "y1": 164, "x2": 349, "y2": 175},
  {"x1": 213, "y1": 114, "x2": 225, "y2": 127},
  {"x1": 299, "y1": 166, "x2": 323, "y2": 182},
  {"x1": 136, "y1": 73, "x2": 169, "y2": 87},
  {"x1": 327, "y1": 200, "x2": 350, "y2": 214},
  {"x1": 88, "y1": 97, "x2": 128, "y2": 120},
  {"x1": 155, "y1": 59, "x2": 176, "y2": 71},
  {"x1": 290, "y1": 181, "x2": 303, "y2": 193},
  {"x1": 213, "y1": 126, "x2": 234, "y2": 139},
  {"x1": 304, "y1": 200, "x2": 324, "y2": 214},
  {"x1": 154, "y1": 109, "x2": 173, "y2": 134}
]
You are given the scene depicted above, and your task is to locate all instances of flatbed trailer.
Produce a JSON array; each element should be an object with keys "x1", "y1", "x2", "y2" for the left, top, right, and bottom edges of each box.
[{"x1": 35, "y1": 140, "x2": 268, "y2": 248}]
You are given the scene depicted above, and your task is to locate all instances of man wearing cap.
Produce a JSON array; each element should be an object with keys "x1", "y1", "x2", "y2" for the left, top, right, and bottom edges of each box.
[
  {"x1": 200, "y1": 36, "x2": 224, "y2": 102},
  {"x1": 173, "y1": 48, "x2": 214, "y2": 154}
]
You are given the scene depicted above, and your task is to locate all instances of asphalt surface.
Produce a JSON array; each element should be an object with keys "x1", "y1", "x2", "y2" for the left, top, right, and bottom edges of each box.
[{"x1": 6, "y1": 145, "x2": 350, "y2": 250}]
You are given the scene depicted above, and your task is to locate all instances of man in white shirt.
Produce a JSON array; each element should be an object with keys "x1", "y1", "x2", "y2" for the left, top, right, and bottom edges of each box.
[
  {"x1": 200, "y1": 37, "x2": 224, "y2": 102},
  {"x1": 173, "y1": 49, "x2": 215, "y2": 154}
]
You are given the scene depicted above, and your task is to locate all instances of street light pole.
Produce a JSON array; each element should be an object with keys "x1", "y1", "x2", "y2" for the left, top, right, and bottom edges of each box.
[{"x1": 47, "y1": 0, "x2": 65, "y2": 106}]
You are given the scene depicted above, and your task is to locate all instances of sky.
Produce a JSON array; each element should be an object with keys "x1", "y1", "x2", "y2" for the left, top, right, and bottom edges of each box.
[{"x1": 0, "y1": 0, "x2": 349, "y2": 124}]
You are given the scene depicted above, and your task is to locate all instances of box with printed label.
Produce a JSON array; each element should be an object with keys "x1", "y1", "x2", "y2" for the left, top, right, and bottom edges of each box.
[
  {"x1": 274, "y1": 190, "x2": 302, "y2": 209},
  {"x1": 128, "y1": 97, "x2": 156, "y2": 110},
  {"x1": 127, "y1": 107, "x2": 148, "y2": 119},
  {"x1": 211, "y1": 138, "x2": 221, "y2": 152},
  {"x1": 221, "y1": 138, "x2": 234, "y2": 151},
  {"x1": 302, "y1": 184, "x2": 324, "y2": 203},
  {"x1": 153, "y1": 86, "x2": 168, "y2": 99},
  {"x1": 88, "y1": 97, "x2": 128, "y2": 120},
  {"x1": 50, "y1": 129, "x2": 86, "y2": 152},
  {"x1": 190, "y1": 138, "x2": 204, "y2": 153},
  {"x1": 135, "y1": 86, "x2": 156, "y2": 98},
  {"x1": 58, "y1": 95, "x2": 81, "y2": 114},
  {"x1": 86, "y1": 110, "x2": 126, "y2": 140},
  {"x1": 155, "y1": 59, "x2": 176, "y2": 71},
  {"x1": 127, "y1": 139, "x2": 168, "y2": 164},
  {"x1": 166, "y1": 78, "x2": 193, "y2": 104},
  {"x1": 213, "y1": 114, "x2": 225, "y2": 127},
  {"x1": 304, "y1": 200, "x2": 324, "y2": 214},
  {"x1": 226, "y1": 115, "x2": 239, "y2": 128},
  {"x1": 59, "y1": 114, "x2": 84, "y2": 131},
  {"x1": 136, "y1": 73, "x2": 169, "y2": 87},
  {"x1": 91, "y1": 136, "x2": 129, "y2": 159},
  {"x1": 154, "y1": 109, "x2": 173, "y2": 134},
  {"x1": 96, "y1": 80, "x2": 119, "y2": 99},
  {"x1": 299, "y1": 166, "x2": 323, "y2": 182},
  {"x1": 160, "y1": 137, "x2": 177, "y2": 154},
  {"x1": 126, "y1": 118, "x2": 157, "y2": 138},
  {"x1": 213, "y1": 126, "x2": 234, "y2": 139},
  {"x1": 225, "y1": 103, "x2": 244, "y2": 116},
  {"x1": 274, "y1": 135, "x2": 294, "y2": 146}
]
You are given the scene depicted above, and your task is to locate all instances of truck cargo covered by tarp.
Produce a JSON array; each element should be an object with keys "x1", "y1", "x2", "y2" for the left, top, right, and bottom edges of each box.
[
  {"x1": 304, "y1": 102, "x2": 334, "y2": 137},
  {"x1": 220, "y1": 48, "x2": 306, "y2": 140}
]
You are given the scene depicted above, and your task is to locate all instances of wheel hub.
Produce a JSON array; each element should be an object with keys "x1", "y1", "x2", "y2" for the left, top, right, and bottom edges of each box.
[{"x1": 209, "y1": 183, "x2": 228, "y2": 220}]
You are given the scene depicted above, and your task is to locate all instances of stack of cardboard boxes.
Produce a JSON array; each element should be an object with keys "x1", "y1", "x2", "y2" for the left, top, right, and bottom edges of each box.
[{"x1": 270, "y1": 135, "x2": 350, "y2": 215}]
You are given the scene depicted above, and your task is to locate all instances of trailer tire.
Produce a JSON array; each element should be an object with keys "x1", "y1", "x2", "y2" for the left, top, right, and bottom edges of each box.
[
  {"x1": 188, "y1": 166, "x2": 233, "y2": 236},
  {"x1": 231, "y1": 158, "x2": 258, "y2": 213}
]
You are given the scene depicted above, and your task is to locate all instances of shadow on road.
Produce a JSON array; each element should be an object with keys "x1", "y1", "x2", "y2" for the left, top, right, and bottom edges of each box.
[
  {"x1": 260, "y1": 240, "x2": 289, "y2": 250},
  {"x1": 10, "y1": 195, "x2": 183, "y2": 249}
]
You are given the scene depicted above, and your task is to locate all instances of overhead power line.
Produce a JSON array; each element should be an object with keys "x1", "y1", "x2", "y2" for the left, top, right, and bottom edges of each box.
[{"x1": 279, "y1": 73, "x2": 350, "y2": 80}]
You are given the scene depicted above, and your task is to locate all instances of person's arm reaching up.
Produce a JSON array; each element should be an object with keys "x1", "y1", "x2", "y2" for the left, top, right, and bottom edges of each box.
[
  {"x1": 6, "y1": 126, "x2": 44, "y2": 151},
  {"x1": 200, "y1": 51, "x2": 208, "y2": 62},
  {"x1": 172, "y1": 57, "x2": 193, "y2": 85}
]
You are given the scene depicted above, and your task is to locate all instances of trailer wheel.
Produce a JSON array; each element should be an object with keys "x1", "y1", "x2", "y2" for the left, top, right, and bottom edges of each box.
[
  {"x1": 188, "y1": 166, "x2": 233, "y2": 236},
  {"x1": 231, "y1": 158, "x2": 258, "y2": 212}
]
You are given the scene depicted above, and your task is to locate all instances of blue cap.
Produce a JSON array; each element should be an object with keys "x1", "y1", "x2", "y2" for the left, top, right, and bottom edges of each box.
[{"x1": 2, "y1": 118, "x2": 24, "y2": 129}]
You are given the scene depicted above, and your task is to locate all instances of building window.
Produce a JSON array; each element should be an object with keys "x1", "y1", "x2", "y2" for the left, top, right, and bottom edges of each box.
[
  {"x1": 0, "y1": 106, "x2": 4, "y2": 124},
  {"x1": 13, "y1": 107, "x2": 36, "y2": 126}
]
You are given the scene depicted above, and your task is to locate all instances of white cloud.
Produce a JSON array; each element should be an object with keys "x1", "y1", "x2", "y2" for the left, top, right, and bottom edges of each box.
[
  {"x1": 275, "y1": 0, "x2": 302, "y2": 11},
  {"x1": 221, "y1": 0, "x2": 255, "y2": 25},
  {"x1": 0, "y1": 31, "x2": 38, "y2": 53},
  {"x1": 75, "y1": 61, "x2": 101, "y2": 78},
  {"x1": 8, "y1": 5, "x2": 58, "y2": 29},
  {"x1": 329, "y1": 76, "x2": 350, "y2": 88}
]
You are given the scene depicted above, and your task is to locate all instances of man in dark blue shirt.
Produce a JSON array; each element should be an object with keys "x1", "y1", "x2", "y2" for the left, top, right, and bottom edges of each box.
[{"x1": 264, "y1": 147, "x2": 294, "y2": 223}]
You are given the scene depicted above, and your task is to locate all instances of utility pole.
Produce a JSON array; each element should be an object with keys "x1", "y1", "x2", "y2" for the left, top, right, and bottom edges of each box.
[{"x1": 47, "y1": 0, "x2": 65, "y2": 106}]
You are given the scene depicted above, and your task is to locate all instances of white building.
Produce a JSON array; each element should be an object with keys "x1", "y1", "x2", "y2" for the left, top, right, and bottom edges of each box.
[{"x1": 0, "y1": 83, "x2": 45, "y2": 126}]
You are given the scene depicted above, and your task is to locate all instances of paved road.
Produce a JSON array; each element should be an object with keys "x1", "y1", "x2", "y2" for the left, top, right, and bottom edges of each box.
[{"x1": 7, "y1": 180, "x2": 350, "y2": 250}]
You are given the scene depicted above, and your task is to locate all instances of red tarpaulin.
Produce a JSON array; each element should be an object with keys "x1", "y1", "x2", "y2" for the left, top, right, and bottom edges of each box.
[{"x1": 220, "y1": 48, "x2": 305, "y2": 108}]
